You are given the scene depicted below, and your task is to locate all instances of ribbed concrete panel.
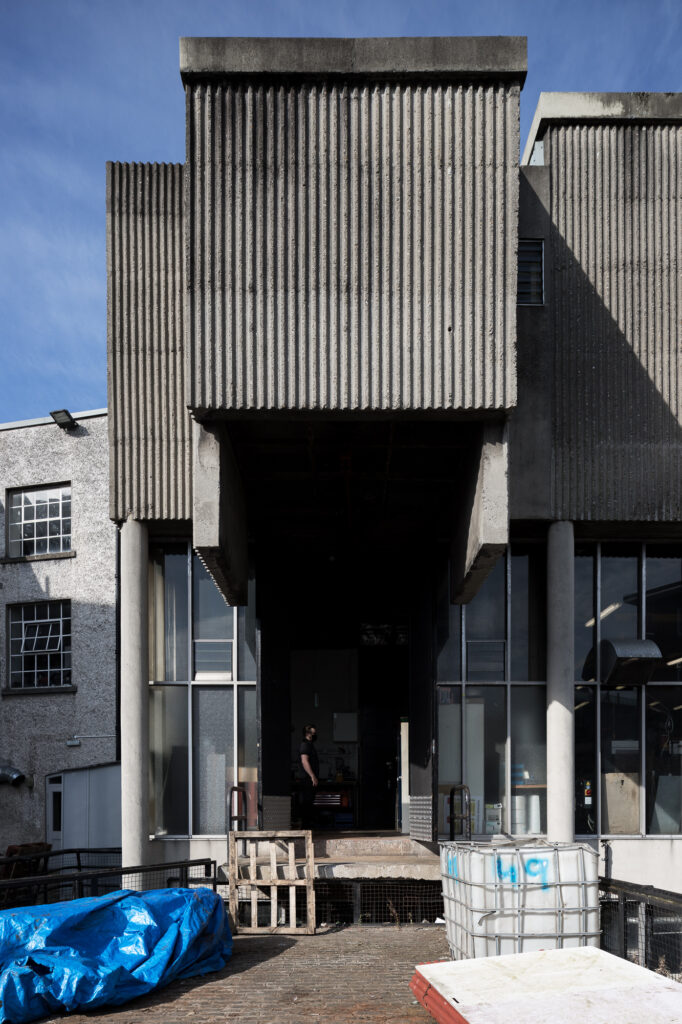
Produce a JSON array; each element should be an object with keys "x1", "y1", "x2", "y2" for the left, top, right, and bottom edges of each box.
[
  {"x1": 185, "y1": 82, "x2": 519, "y2": 413},
  {"x1": 107, "y1": 162, "x2": 191, "y2": 521},
  {"x1": 549, "y1": 123, "x2": 682, "y2": 521}
]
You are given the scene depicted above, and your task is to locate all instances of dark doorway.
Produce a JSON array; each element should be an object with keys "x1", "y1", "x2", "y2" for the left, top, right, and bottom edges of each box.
[
  {"x1": 229, "y1": 416, "x2": 472, "y2": 832},
  {"x1": 358, "y1": 642, "x2": 409, "y2": 828}
]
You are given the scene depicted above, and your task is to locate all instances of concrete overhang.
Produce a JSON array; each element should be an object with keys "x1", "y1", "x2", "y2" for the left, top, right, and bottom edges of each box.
[
  {"x1": 522, "y1": 91, "x2": 682, "y2": 165},
  {"x1": 450, "y1": 423, "x2": 508, "y2": 604},
  {"x1": 180, "y1": 36, "x2": 527, "y2": 84}
]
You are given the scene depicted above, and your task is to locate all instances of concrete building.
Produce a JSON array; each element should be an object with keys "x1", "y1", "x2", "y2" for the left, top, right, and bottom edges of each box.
[
  {"x1": 107, "y1": 37, "x2": 682, "y2": 890},
  {"x1": 0, "y1": 410, "x2": 119, "y2": 852}
]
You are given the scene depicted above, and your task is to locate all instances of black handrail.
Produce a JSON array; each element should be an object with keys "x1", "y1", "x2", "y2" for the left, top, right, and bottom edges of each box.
[
  {"x1": 0, "y1": 847, "x2": 121, "y2": 871},
  {"x1": 449, "y1": 784, "x2": 472, "y2": 842}
]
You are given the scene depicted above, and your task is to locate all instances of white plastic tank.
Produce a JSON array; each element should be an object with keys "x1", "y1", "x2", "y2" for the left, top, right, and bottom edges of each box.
[{"x1": 440, "y1": 838, "x2": 600, "y2": 959}]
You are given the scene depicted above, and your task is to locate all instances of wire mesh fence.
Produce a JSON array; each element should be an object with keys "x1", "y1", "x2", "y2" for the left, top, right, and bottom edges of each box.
[
  {"x1": 599, "y1": 878, "x2": 682, "y2": 981},
  {"x1": 0, "y1": 858, "x2": 217, "y2": 911},
  {"x1": 312, "y1": 880, "x2": 444, "y2": 927}
]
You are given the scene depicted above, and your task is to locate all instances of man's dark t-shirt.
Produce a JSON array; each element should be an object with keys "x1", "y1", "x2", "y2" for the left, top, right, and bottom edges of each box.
[{"x1": 299, "y1": 739, "x2": 319, "y2": 778}]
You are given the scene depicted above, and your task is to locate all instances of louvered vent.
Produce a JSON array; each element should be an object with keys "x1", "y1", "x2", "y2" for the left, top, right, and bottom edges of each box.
[{"x1": 517, "y1": 238, "x2": 544, "y2": 305}]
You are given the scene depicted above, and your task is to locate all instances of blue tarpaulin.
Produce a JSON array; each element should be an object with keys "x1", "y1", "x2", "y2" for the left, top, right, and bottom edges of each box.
[{"x1": 0, "y1": 887, "x2": 232, "y2": 1024}]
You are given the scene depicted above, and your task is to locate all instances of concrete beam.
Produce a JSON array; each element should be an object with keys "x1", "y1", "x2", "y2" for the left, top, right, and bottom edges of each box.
[
  {"x1": 180, "y1": 36, "x2": 527, "y2": 83},
  {"x1": 546, "y1": 521, "x2": 575, "y2": 844},
  {"x1": 451, "y1": 423, "x2": 509, "y2": 603},
  {"x1": 120, "y1": 519, "x2": 150, "y2": 868},
  {"x1": 193, "y1": 420, "x2": 248, "y2": 606}
]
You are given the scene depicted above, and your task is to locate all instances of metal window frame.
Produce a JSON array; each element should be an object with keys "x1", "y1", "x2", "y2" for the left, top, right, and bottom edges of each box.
[
  {"x1": 6, "y1": 483, "x2": 71, "y2": 559},
  {"x1": 575, "y1": 540, "x2": 682, "y2": 841},
  {"x1": 437, "y1": 547, "x2": 548, "y2": 839},
  {"x1": 148, "y1": 541, "x2": 257, "y2": 840},
  {"x1": 7, "y1": 599, "x2": 71, "y2": 689}
]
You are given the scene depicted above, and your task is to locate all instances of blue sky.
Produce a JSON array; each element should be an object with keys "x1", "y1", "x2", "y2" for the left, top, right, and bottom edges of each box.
[{"x1": 1, "y1": 0, "x2": 680, "y2": 423}]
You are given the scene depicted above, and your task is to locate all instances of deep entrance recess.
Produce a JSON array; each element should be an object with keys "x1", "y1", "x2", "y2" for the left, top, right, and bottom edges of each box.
[{"x1": 228, "y1": 417, "x2": 479, "y2": 831}]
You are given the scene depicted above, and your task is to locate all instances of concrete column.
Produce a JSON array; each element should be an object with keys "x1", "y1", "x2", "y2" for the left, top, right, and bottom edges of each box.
[
  {"x1": 120, "y1": 519, "x2": 150, "y2": 867},
  {"x1": 546, "y1": 521, "x2": 575, "y2": 843}
]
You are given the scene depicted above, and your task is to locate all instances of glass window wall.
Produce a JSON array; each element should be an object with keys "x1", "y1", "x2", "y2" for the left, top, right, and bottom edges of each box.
[
  {"x1": 574, "y1": 543, "x2": 682, "y2": 835},
  {"x1": 148, "y1": 543, "x2": 258, "y2": 837},
  {"x1": 150, "y1": 685, "x2": 189, "y2": 836},
  {"x1": 510, "y1": 686, "x2": 546, "y2": 834},
  {"x1": 646, "y1": 686, "x2": 682, "y2": 835},
  {"x1": 574, "y1": 685, "x2": 598, "y2": 835}
]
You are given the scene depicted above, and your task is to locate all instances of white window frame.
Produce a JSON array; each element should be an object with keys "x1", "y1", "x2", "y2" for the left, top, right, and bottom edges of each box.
[{"x1": 7, "y1": 483, "x2": 72, "y2": 559}]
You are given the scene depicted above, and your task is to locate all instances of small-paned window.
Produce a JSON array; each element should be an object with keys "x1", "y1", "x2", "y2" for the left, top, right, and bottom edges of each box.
[
  {"x1": 7, "y1": 485, "x2": 71, "y2": 558},
  {"x1": 8, "y1": 600, "x2": 71, "y2": 689},
  {"x1": 517, "y1": 239, "x2": 544, "y2": 305}
]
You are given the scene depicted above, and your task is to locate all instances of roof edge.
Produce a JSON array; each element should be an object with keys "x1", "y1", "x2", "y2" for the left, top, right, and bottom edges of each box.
[
  {"x1": 180, "y1": 36, "x2": 527, "y2": 84},
  {"x1": 0, "y1": 409, "x2": 107, "y2": 432},
  {"x1": 522, "y1": 91, "x2": 682, "y2": 165}
]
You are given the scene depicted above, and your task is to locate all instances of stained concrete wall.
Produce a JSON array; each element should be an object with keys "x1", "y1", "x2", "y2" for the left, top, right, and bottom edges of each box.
[
  {"x1": 107, "y1": 162, "x2": 191, "y2": 523},
  {"x1": 0, "y1": 412, "x2": 117, "y2": 851},
  {"x1": 182, "y1": 37, "x2": 524, "y2": 414},
  {"x1": 522, "y1": 93, "x2": 682, "y2": 523}
]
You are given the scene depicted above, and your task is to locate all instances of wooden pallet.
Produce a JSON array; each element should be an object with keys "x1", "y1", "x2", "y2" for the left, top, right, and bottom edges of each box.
[{"x1": 228, "y1": 830, "x2": 315, "y2": 935}]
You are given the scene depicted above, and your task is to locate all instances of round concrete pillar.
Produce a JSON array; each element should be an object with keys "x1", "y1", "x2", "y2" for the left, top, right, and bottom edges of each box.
[
  {"x1": 546, "y1": 521, "x2": 575, "y2": 843},
  {"x1": 120, "y1": 519, "x2": 150, "y2": 867}
]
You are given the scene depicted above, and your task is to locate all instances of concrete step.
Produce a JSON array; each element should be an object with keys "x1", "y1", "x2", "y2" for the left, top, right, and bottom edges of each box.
[{"x1": 313, "y1": 834, "x2": 435, "y2": 859}]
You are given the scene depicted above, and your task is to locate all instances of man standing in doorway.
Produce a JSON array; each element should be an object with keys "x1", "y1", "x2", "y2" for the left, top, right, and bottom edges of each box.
[{"x1": 299, "y1": 724, "x2": 319, "y2": 830}]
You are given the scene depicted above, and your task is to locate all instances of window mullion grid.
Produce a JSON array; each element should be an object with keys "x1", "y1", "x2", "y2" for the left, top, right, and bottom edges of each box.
[{"x1": 186, "y1": 542, "x2": 194, "y2": 839}]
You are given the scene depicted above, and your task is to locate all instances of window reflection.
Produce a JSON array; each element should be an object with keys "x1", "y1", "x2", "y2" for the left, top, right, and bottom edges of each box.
[
  {"x1": 150, "y1": 685, "x2": 189, "y2": 835},
  {"x1": 600, "y1": 546, "x2": 639, "y2": 650},
  {"x1": 149, "y1": 545, "x2": 189, "y2": 682},
  {"x1": 574, "y1": 685, "x2": 597, "y2": 834},
  {"x1": 437, "y1": 686, "x2": 462, "y2": 834},
  {"x1": 511, "y1": 547, "x2": 546, "y2": 680},
  {"x1": 574, "y1": 548, "x2": 595, "y2": 680},
  {"x1": 238, "y1": 687, "x2": 259, "y2": 827},
  {"x1": 646, "y1": 686, "x2": 682, "y2": 834},
  {"x1": 192, "y1": 685, "x2": 234, "y2": 835},
  {"x1": 465, "y1": 686, "x2": 506, "y2": 834},
  {"x1": 601, "y1": 687, "x2": 640, "y2": 834},
  {"x1": 466, "y1": 557, "x2": 506, "y2": 681},
  {"x1": 646, "y1": 551, "x2": 682, "y2": 682},
  {"x1": 510, "y1": 687, "x2": 546, "y2": 833}
]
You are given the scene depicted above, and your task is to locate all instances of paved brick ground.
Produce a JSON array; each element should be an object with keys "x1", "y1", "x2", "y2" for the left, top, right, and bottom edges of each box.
[{"x1": 40, "y1": 925, "x2": 450, "y2": 1024}]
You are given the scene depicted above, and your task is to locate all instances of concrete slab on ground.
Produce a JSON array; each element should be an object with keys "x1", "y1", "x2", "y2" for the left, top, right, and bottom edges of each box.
[{"x1": 39, "y1": 925, "x2": 450, "y2": 1024}]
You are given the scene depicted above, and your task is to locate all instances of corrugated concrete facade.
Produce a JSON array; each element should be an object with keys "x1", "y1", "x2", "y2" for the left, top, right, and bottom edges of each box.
[
  {"x1": 107, "y1": 162, "x2": 191, "y2": 522},
  {"x1": 184, "y1": 79, "x2": 520, "y2": 413},
  {"x1": 547, "y1": 120, "x2": 682, "y2": 521}
]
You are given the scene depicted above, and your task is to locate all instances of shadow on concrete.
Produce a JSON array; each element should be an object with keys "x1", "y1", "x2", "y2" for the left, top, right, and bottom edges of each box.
[{"x1": 512, "y1": 167, "x2": 682, "y2": 526}]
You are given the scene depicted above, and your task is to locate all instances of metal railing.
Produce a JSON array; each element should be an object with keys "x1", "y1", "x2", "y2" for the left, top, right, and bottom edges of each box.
[
  {"x1": 449, "y1": 784, "x2": 472, "y2": 842},
  {"x1": 599, "y1": 877, "x2": 682, "y2": 981},
  {"x1": 0, "y1": 858, "x2": 217, "y2": 911},
  {"x1": 0, "y1": 847, "x2": 121, "y2": 880}
]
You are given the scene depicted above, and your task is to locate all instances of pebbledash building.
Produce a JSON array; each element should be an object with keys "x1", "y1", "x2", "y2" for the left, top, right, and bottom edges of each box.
[{"x1": 107, "y1": 36, "x2": 682, "y2": 889}]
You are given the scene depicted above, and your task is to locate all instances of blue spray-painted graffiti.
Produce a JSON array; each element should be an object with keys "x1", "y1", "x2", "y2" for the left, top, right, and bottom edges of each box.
[
  {"x1": 496, "y1": 856, "x2": 550, "y2": 889},
  {"x1": 524, "y1": 857, "x2": 550, "y2": 889},
  {"x1": 447, "y1": 851, "x2": 458, "y2": 879}
]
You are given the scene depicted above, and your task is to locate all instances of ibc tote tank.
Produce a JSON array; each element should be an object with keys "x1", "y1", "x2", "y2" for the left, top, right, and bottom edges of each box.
[{"x1": 440, "y1": 838, "x2": 600, "y2": 960}]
